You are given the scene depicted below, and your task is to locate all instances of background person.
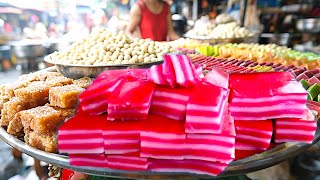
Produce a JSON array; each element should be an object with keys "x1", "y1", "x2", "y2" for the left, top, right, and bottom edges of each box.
[{"x1": 126, "y1": 0, "x2": 180, "y2": 41}]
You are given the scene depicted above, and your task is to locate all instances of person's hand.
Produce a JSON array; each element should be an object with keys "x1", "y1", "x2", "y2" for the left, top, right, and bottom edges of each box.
[{"x1": 69, "y1": 172, "x2": 88, "y2": 180}]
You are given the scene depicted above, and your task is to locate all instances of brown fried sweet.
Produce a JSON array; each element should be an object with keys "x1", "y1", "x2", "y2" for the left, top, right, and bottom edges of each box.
[
  {"x1": 0, "y1": 85, "x2": 5, "y2": 96},
  {"x1": 73, "y1": 77, "x2": 93, "y2": 88},
  {"x1": 1, "y1": 97, "x2": 28, "y2": 126},
  {"x1": 45, "y1": 76, "x2": 73, "y2": 87},
  {"x1": 7, "y1": 112, "x2": 23, "y2": 136},
  {"x1": 0, "y1": 95, "x2": 10, "y2": 114},
  {"x1": 49, "y1": 85, "x2": 84, "y2": 108},
  {"x1": 20, "y1": 106, "x2": 66, "y2": 133},
  {"x1": 25, "y1": 129, "x2": 57, "y2": 153},
  {"x1": 50, "y1": 106, "x2": 76, "y2": 120},
  {"x1": 36, "y1": 72, "x2": 62, "y2": 81},
  {"x1": 3, "y1": 80, "x2": 30, "y2": 98},
  {"x1": 19, "y1": 71, "x2": 62, "y2": 82},
  {"x1": 13, "y1": 83, "x2": 50, "y2": 105},
  {"x1": 0, "y1": 100, "x2": 3, "y2": 113}
]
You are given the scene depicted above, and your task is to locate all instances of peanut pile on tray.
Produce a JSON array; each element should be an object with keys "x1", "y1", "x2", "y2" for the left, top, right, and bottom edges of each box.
[
  {"x1": 50, "y1": 29, "x2": 175, "y2": 66},
  {"x1": 0, "y1": 71, "x2": 92, "y2": 152}
]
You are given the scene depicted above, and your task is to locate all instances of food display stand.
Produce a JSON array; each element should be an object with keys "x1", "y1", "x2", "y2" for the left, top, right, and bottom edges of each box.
[{"x1": 0, "y1": 29, "x2": 319, "y2": 179}]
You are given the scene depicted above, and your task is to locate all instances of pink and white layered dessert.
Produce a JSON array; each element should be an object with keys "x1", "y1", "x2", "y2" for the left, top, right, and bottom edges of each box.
[
  {"x1": 58, "y1": 112, "x2": 105, "y2": 154},
  {"x1": 107, "y1": 80, "x2": 155, "y2": 121},
  {"x1": 150, "y1": 86, "x2": 191, "y2": 121},
  {"x1": 103, "y1": 120, "x2": 144, "y2": 154},
  {"x1": 275, "y1": 110, "x2": 317, "y2": 143},
  {"x1": 185, "y1": 104, "x2": 235, "y2": 164},
  {"x1": 140, "y1": 115, "x2": 186, "y2": 160},
  {"x1": 69, "y1": 154, "x2": 107, "y2": 167},
  {"x1": 235, "y1": 120, "x2": 273, "y2": 150},
  {"x1": 229, "y1": 72, "x2": 308, "y2": 120},
  {"x1": 107, "y1": 153, "x2": 148, "y2": 170},
  {"x1": 185, "y1": 82, "x2": 228, "y2": 133}
]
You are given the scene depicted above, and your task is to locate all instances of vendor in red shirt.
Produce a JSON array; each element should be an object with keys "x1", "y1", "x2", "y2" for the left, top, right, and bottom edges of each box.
[{"x1": 126, "y1": 0, "x2": 180, "y2": 41}]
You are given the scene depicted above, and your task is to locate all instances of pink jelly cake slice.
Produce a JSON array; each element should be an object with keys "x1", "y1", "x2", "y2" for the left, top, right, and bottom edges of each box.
[
  {"x1": 79, "y1": 69, "x2": 150, "y2": 115},
  {"x1": 150, "y1": 64, "x2": 167, "y2": 85},
  {"x1": 185, "y1": 104, "x2": 235, "y2": 163},
  {"x1": 170, "y1": 54, "x2": 198, "y2": 87},
  {"x1": 229, "y1": 73, "x2": 308, "y2": 120},
  {"x1": 185, "y1": 82, "x2": 228, "y2": 133},
  {"x1": 163, "y1": 55, "x2": 177, "y2": 87},
  {"x1": 107, "y1": 80, "x2": 155, "y2": 120},
  {"x1": 274, "y1": 110, "x2": 317, "y2": 143},
  {"x1": 150, "y1": 86, "x2": 191, "y2": 121},
  {"x1": 107, "y1": 152, "x2": 148, "y2": 170},
  {"x1": 204, "y1": 68, "x2": 229, "y2": 89},
  {"x1": 229, "y1": 72, "x2": 300, "y2": 98},
  {"x1": 149, "y1": 159, "x2": 228, "y2": 176},
  {"x1": 58, "y1": 112, "x2": 105, "y2": 154},
  {"x1": 140, "y1": 115, "x2": 186, "y2": 160},
  {"x1": 103, "y1": 120, "x2": 144, "y2": 154},
  {"x1": 192, "y1": 63, "x2": 204, "y2": 80},
  {"x1": 235, "y1": 120, "x2": 273, "y2": 150},
  {"x1": 79, "y1": 71, "x2": 126, "y2": 115},
  {"x1": 69, "y1": 154, "x2": 107, "y2": 167}
]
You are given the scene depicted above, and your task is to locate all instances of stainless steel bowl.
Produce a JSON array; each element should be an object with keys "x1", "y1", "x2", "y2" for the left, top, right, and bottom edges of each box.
[
  {"x1": 296, "y1": 18, "x2": 320, "y2": 33},
  {"x1": 183, "y1": 34, "x2": 258, "y2": 44},
  {"x1": 10, "y1": 40, "x2": 46, "y2": 58},
  {"x1": 44, "y1": 55, "x2": 163, "y2": 79}
]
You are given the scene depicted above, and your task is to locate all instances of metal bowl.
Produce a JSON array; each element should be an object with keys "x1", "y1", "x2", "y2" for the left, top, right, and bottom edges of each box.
[
  {"x1": 10, "y1": 40, "x2": 46, "y2": 58},
  {"x1": 183, "y1": 34, "x2": 257, "y2": 44},
  {"x1": 296, "y1": 18, "x2": 320, "y2": 33},
  {"x1": 44, "y1": 55, "x2": 163, "y2": 79}
]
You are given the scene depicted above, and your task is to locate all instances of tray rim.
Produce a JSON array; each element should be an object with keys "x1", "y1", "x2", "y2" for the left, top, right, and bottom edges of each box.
[{"x1": 44, "y1": 54, "x2": 164, "y2": 68}]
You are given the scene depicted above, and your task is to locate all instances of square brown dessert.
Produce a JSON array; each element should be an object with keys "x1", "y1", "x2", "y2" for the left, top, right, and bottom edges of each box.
[
  {"x1": 25, "y1": 129, "x2": 57, "y2": 153},
  {"x1": 49, "y1": 85, "x2": 84, "y2": 108},
  {"x1": 3, "y1": 80, "x2": 30, "y2": 98},
  {"x1": 0, "y1": 85, "x2": 5, "y2": 96},
  {"x1": 7, "y1": 112, "x2": 23, "y2": 136},
  {"x1": 45, "y1": 76, "x2": 73, "y2": 87},
  {"x1": 1, "y1": 97, "x2": 28, "y2": 126},
  {"x1": 0, "y1": 95, "x2": 10, "y2": 114},
  {"x1": 13, "y1": 83, "x2": 50, "y2": 104},
  {"x1": 36, "y1": 72, "x2": 62, "y2": 81},
  {"x1": 50, "y1": 106, "x2": 76, "y2": 119},
  {"x1": 20, "y1": 106, "x2": 66, "y2": 133},
  {"x1": 73, "y1": 77, "x2": 93, "y2": 88}
]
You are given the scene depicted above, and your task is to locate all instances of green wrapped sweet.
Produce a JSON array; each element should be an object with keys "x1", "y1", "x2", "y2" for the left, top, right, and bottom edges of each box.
[
  {"x1": 307, "y1": 84, "x2": 320, "y2": 100},
  {"x1": 300, "y1": 79, "x2": 310, "y2": 90}
]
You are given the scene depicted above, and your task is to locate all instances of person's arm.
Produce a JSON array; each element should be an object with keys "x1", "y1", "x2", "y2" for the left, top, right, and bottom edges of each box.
[
  {"x1": 126, "y1": 4, "x2": 142, "y2": 38},
  {"x1": 167, "y1": 10, "x2": 180, "y2": 41},
  {"x1": 34, "y1": 159, "x2": 47, "y2": 180}
]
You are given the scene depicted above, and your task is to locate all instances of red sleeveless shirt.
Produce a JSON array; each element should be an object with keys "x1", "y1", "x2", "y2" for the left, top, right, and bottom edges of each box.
[{"x1": 137, "y1": 0, "x2": 169, "y2": 41}]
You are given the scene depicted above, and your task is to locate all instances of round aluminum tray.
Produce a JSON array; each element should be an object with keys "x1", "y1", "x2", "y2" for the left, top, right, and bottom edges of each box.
[
  {"x1": 0, "y1": 125, "x2": 319, "y2": 179},
  {"x1": 44, "y1": 55, "x2": 163, "y2": 79}
]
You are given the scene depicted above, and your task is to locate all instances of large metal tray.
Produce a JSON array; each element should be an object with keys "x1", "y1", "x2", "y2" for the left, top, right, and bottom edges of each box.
[{"x1": 0, "y1": 67, "x2": 319, "y2": 179}]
